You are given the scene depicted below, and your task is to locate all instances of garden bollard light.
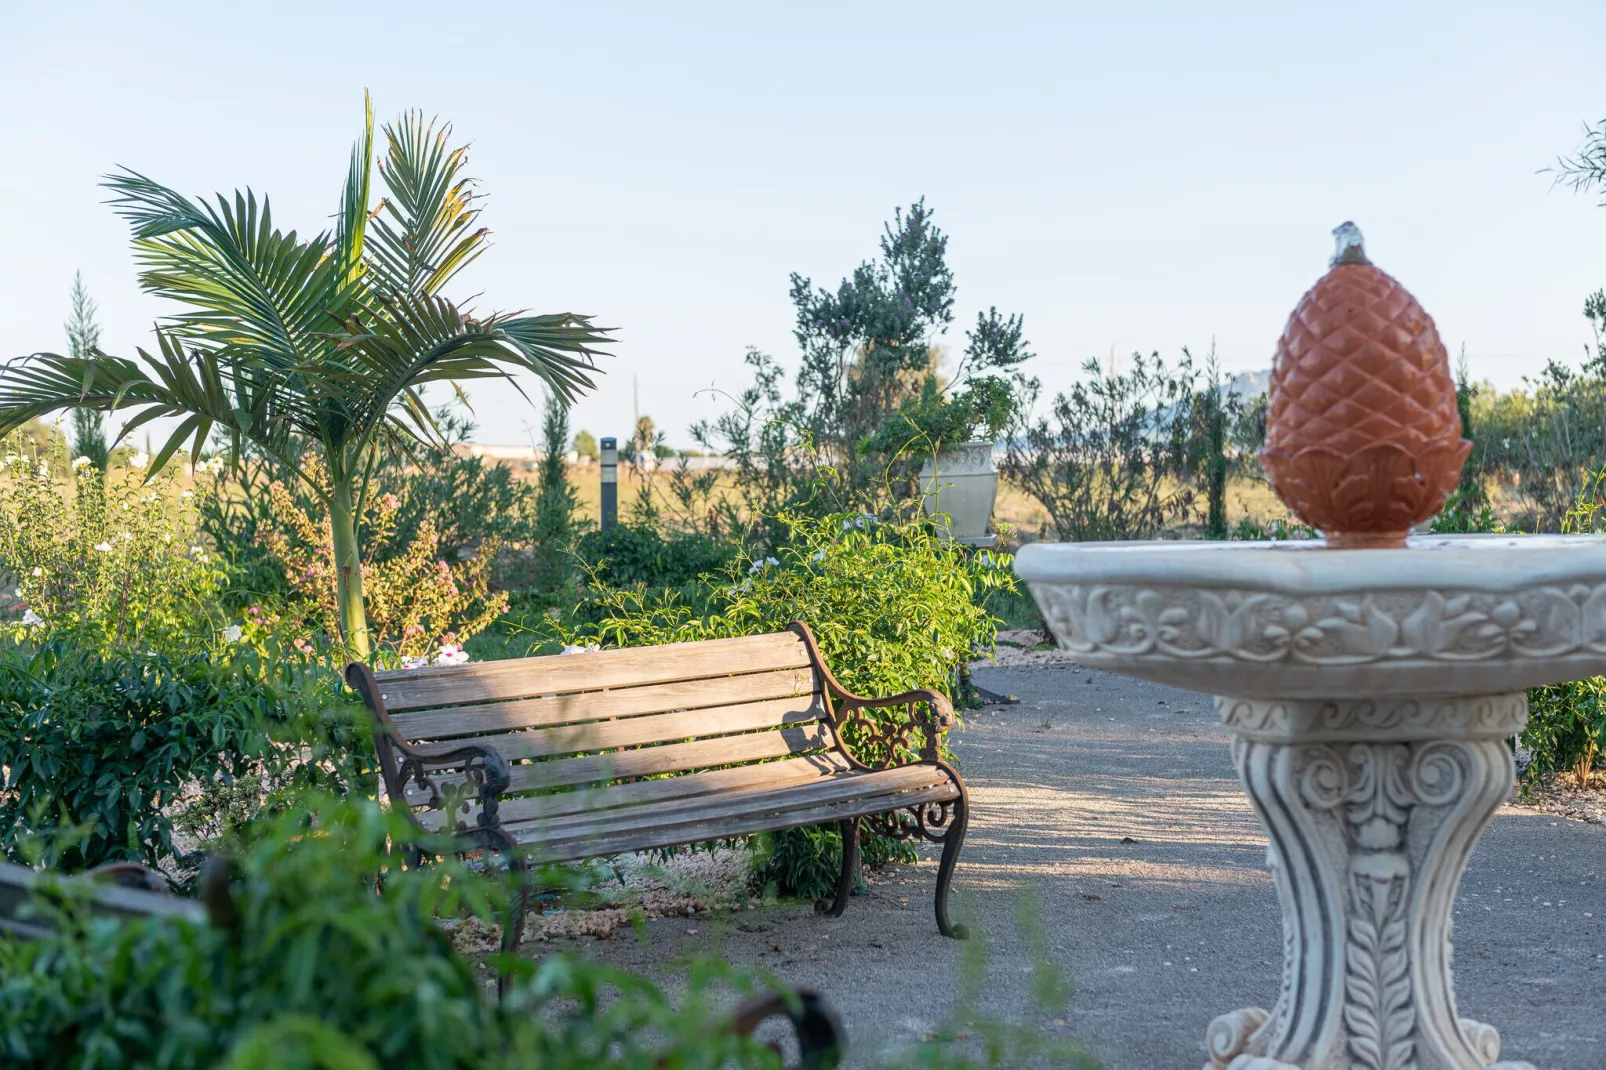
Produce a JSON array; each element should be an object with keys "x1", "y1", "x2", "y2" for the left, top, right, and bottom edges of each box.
[{"x1": 600, "y1": 437, "x2": 617, "y2": 530}]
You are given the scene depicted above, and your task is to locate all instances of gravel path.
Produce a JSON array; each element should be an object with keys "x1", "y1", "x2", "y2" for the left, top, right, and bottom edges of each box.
[{"x1": 533, "y1": 666, "x2": 1606, "y2": 1069}]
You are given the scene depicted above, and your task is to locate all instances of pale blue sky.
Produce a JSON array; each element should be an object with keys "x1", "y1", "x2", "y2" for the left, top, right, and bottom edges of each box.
[{"x1": 4, "y1": 1, "x2": 1604, "y2": 448}]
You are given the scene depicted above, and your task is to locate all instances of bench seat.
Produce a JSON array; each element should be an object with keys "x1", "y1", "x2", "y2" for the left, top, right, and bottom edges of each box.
[{"x1": 346, "y1": 622, "x2": 970, "y2": 960}]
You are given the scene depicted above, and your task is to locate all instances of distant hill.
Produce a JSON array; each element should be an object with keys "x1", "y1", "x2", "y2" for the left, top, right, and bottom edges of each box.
[{"x1": 1224, "y1": 369, "x2": 1270, "y2": 400}]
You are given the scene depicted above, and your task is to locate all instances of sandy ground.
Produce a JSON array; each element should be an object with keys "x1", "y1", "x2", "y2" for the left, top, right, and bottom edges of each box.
[{"x1": 515, "y1": 665, "x2": 1606, "y2": 1069}]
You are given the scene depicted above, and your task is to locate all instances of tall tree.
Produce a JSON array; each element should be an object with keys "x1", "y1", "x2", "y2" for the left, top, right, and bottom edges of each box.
[
  {"x1": 534, "y1": 390, "x2": 579, "y2": 551},
  {"x1": 789, "y1": 198, "x2": 957, "y2": 460},
  {"x1": 64, "y1": 272, "x2": 109, "y2": 471},
  {"x1": 0, "y1": 96, "x2": 612, "y2": 657}
]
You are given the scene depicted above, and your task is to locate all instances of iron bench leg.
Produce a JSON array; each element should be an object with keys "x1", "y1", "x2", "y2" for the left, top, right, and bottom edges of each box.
[
  {"x1": 933, "y1": 792, "x2": 969, "y2": 940},
  {"x1": 814, "y1": 818, "x2": 859, "y2": 918}
]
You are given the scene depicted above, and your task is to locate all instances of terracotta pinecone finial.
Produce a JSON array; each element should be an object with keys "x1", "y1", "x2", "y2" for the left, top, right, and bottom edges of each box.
[{"x1": 1259, "y1": 222, "x2": 1471, "y2": 548}]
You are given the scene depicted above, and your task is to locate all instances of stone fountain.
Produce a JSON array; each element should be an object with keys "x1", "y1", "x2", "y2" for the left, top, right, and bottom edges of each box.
[{"x1": 1014, "y1": 224, "x2": 1605, "y2": 1070}]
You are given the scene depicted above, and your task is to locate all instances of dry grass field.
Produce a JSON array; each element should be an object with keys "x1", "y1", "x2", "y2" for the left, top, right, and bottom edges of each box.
[{"x1": 528, "y1": 461, "x2": 1300, "y2": 542}]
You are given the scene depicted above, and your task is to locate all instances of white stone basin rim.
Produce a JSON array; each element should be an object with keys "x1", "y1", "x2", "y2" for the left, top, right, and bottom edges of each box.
[{"x1": 1014, "y1": 534, "x2": 1606, "y2": 699}]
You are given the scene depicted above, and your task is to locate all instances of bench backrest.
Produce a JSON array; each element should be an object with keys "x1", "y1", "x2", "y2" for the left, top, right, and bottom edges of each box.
[{"x1": 365, "y1": 628, "x2": 843, "y2": 807}]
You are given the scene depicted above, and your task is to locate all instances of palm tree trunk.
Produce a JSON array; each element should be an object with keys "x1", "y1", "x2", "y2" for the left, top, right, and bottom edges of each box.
[{"x1": 329, "y1": 482, "x2": 371, "y2": 659}]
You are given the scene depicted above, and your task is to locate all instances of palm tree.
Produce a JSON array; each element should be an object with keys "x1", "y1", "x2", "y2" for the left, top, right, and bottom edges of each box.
[{"x1": 0, "y1": 97, "x2": 612, "y2": 657}]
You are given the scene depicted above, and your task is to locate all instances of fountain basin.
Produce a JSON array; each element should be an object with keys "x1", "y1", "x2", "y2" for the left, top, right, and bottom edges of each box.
[
  {"x1": 1014, "y1": 533, "x2": 1606, "y2": 699},
  {"x1": 1016, "y1": 532, "x2": 1606, "y2": 1070}
]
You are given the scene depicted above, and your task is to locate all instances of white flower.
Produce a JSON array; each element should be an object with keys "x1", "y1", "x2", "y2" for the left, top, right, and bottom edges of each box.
[
  {"x1": 179, "y1": 491, "x2": 193, "y2": 500},
  {"x1": 120, "y1": 502, "x2": 131, "y2": 511},
  {"x1": 30, "y1": 567, "x2": 42, "y2": 577},
  {"x1": 433, "y1": 642, "x2": 470, "y2": 667},
  {"x1": 118, "y1": 532, "x2": 133, "y2": 541},
  {"x1": 400, "y1": 655, "x2": 430, "y2": 670},
  {"x1": 129, "y1": 452, "x2": 149, "y2": 470},
  {"x1": 36, "y1": 464, "x2": 49, "y2": 479},
  {"x1": 200, "y1": 458, "x2": 224, "y2": 475},
  {"x1": 223, "y1": 624, "x2": 243, "y2": 643},
  {"x1": 811, "y1": 549, "x2": 826, "y2": 562},
  {"x1": 94, "y1": 541, "x2": 113, "y2": 552},
  {"x1": 21, "y1": 609, "x2": 44, "y2": 628},
  {"x1": 560, "y1": 643, "x2": 601, "y2": 656},
  {"x1": 2, "y1": 454, "x2": 17, "y2": 466},
  {"x1": 72, "y1": 456, "x2": 91, "y2": 469}
]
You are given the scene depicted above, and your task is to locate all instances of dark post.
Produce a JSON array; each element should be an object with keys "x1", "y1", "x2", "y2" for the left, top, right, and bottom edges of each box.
[{"x1": 600, "y1": 436, "x2": 618, "y2": 530}]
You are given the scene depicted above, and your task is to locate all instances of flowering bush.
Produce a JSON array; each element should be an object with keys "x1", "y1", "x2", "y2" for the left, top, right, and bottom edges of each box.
[
  {"x1": 0, "y1": 436, "x2": 228, "y2": 650},
  {"x1": 256, "y1": 455, "x2": 507, "y2": 663}
]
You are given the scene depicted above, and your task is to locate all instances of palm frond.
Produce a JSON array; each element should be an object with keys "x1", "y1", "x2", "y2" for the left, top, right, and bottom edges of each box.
[
  {"x1": 310, "y1": 293, "x2": 611, "y2": 456},
  {"x1": 103, "y1": 170, "x2": 352, "y2": 365},
  {"x1": 334, "y1": 92, "x2": 376, "y2": 289},
  {"x1": 0, "y1": 333, "x2": 313, "y2": 478},
  {"x1": 367, "y1": 112, "x2": 488, "y2": 298}
]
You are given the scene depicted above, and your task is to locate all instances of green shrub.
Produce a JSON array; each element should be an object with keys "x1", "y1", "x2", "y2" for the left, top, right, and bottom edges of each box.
[
  {"x1": 0, "y1": 640, "x2": 356, "y2": 873},
  {"x1": 0, "y1": 794, "x2": 790, "y2": 1069},
  {"x1": 1002, "y1": 350, "x2": 1204, "y2": 542},
  {"x1": 574, "y1": 521, "x2": 739, "y2": 594},
  {"x1": 1518, "y1": 468, "x2": 1606, "y2": 787},
  {"x1": 565, "y1": 508, "x2": 1015, "y2": 898},
  {"x1": 0, "y1": 435, "x2": 229, "y2": 651},
  {"x1": 1523, "y1": 676, "x2": 1605, "y2": 788}
]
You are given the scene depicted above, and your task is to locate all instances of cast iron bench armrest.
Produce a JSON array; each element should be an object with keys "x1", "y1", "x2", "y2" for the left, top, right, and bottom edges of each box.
[
  {"x1": 345, "y1": 662, "x2": 512, "y2": 841},
  {"x1": 827, "y1": 687, "x2": 954, "y2": 768},
  {"x1": 785, "y1": 620, "x2": 955, "y2": 768}
]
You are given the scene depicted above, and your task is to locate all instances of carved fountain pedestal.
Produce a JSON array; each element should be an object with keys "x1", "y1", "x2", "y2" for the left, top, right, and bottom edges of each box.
[{"x1": 1015, "y1": 534, "x2": 1606, "y2": 1070}]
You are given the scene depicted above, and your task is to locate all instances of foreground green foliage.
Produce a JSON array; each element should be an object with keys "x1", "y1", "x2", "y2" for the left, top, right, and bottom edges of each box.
[{"x1": 0, "y1": 796, "x2": 788, "y2": 1070}]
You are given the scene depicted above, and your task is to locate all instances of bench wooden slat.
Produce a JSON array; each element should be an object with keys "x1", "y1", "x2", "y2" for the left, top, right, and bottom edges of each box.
[
  {"x1": 0, "y1": 862, "x2": 208, "y2": 936},
  {"x1": 406, "y1": 722, "x2": 838, "y2": 803},
  {"x1": 512, "y1": 764, "x2": 949, "y2": 844},
  {"x1": 375, "y1": 632, "x2": 811, "y2": 712},
  {"x1": 534, "y1": 783, "x2": 959, "y2": 863},
  {"x1": 414, "y1": 753, "x2": 851, "y2": 833},
  {"x1": 390, "y1": 668, "x2": 818, "y2": 741},
  {"x1": 411, "y1": 694, "x2": 827, "y2": 765}
]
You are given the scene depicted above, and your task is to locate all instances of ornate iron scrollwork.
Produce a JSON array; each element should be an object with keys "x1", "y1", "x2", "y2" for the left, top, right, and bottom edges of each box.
[
  {"x1": 394, "y1": 740, "x2": 510, "y2": 836},
  {"x1": 864, "y1": 797, "x2": 959, "y2": 844},
  {"x1": 835, "y1": 697, "x2": 950, "y2": 768}
]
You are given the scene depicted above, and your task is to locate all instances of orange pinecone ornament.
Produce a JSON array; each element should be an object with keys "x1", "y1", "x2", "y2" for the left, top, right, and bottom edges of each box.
[{"x1": 1259, "y1": 222, "x2": 1471, "y2": 547}]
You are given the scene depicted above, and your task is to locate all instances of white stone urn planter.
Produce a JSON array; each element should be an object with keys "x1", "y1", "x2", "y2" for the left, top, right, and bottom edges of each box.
[
  {"x1": 1015, "y1": 533, "x2": 1606, "y2": 1070},
  {"x1": 920, "y1": 440, "x2": 998, "y2": 547}
]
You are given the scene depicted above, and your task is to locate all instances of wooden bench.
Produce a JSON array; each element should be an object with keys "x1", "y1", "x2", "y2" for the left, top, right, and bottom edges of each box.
[{"x1": 344, "y1": 622, "x2": 970, "y2": 959}]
